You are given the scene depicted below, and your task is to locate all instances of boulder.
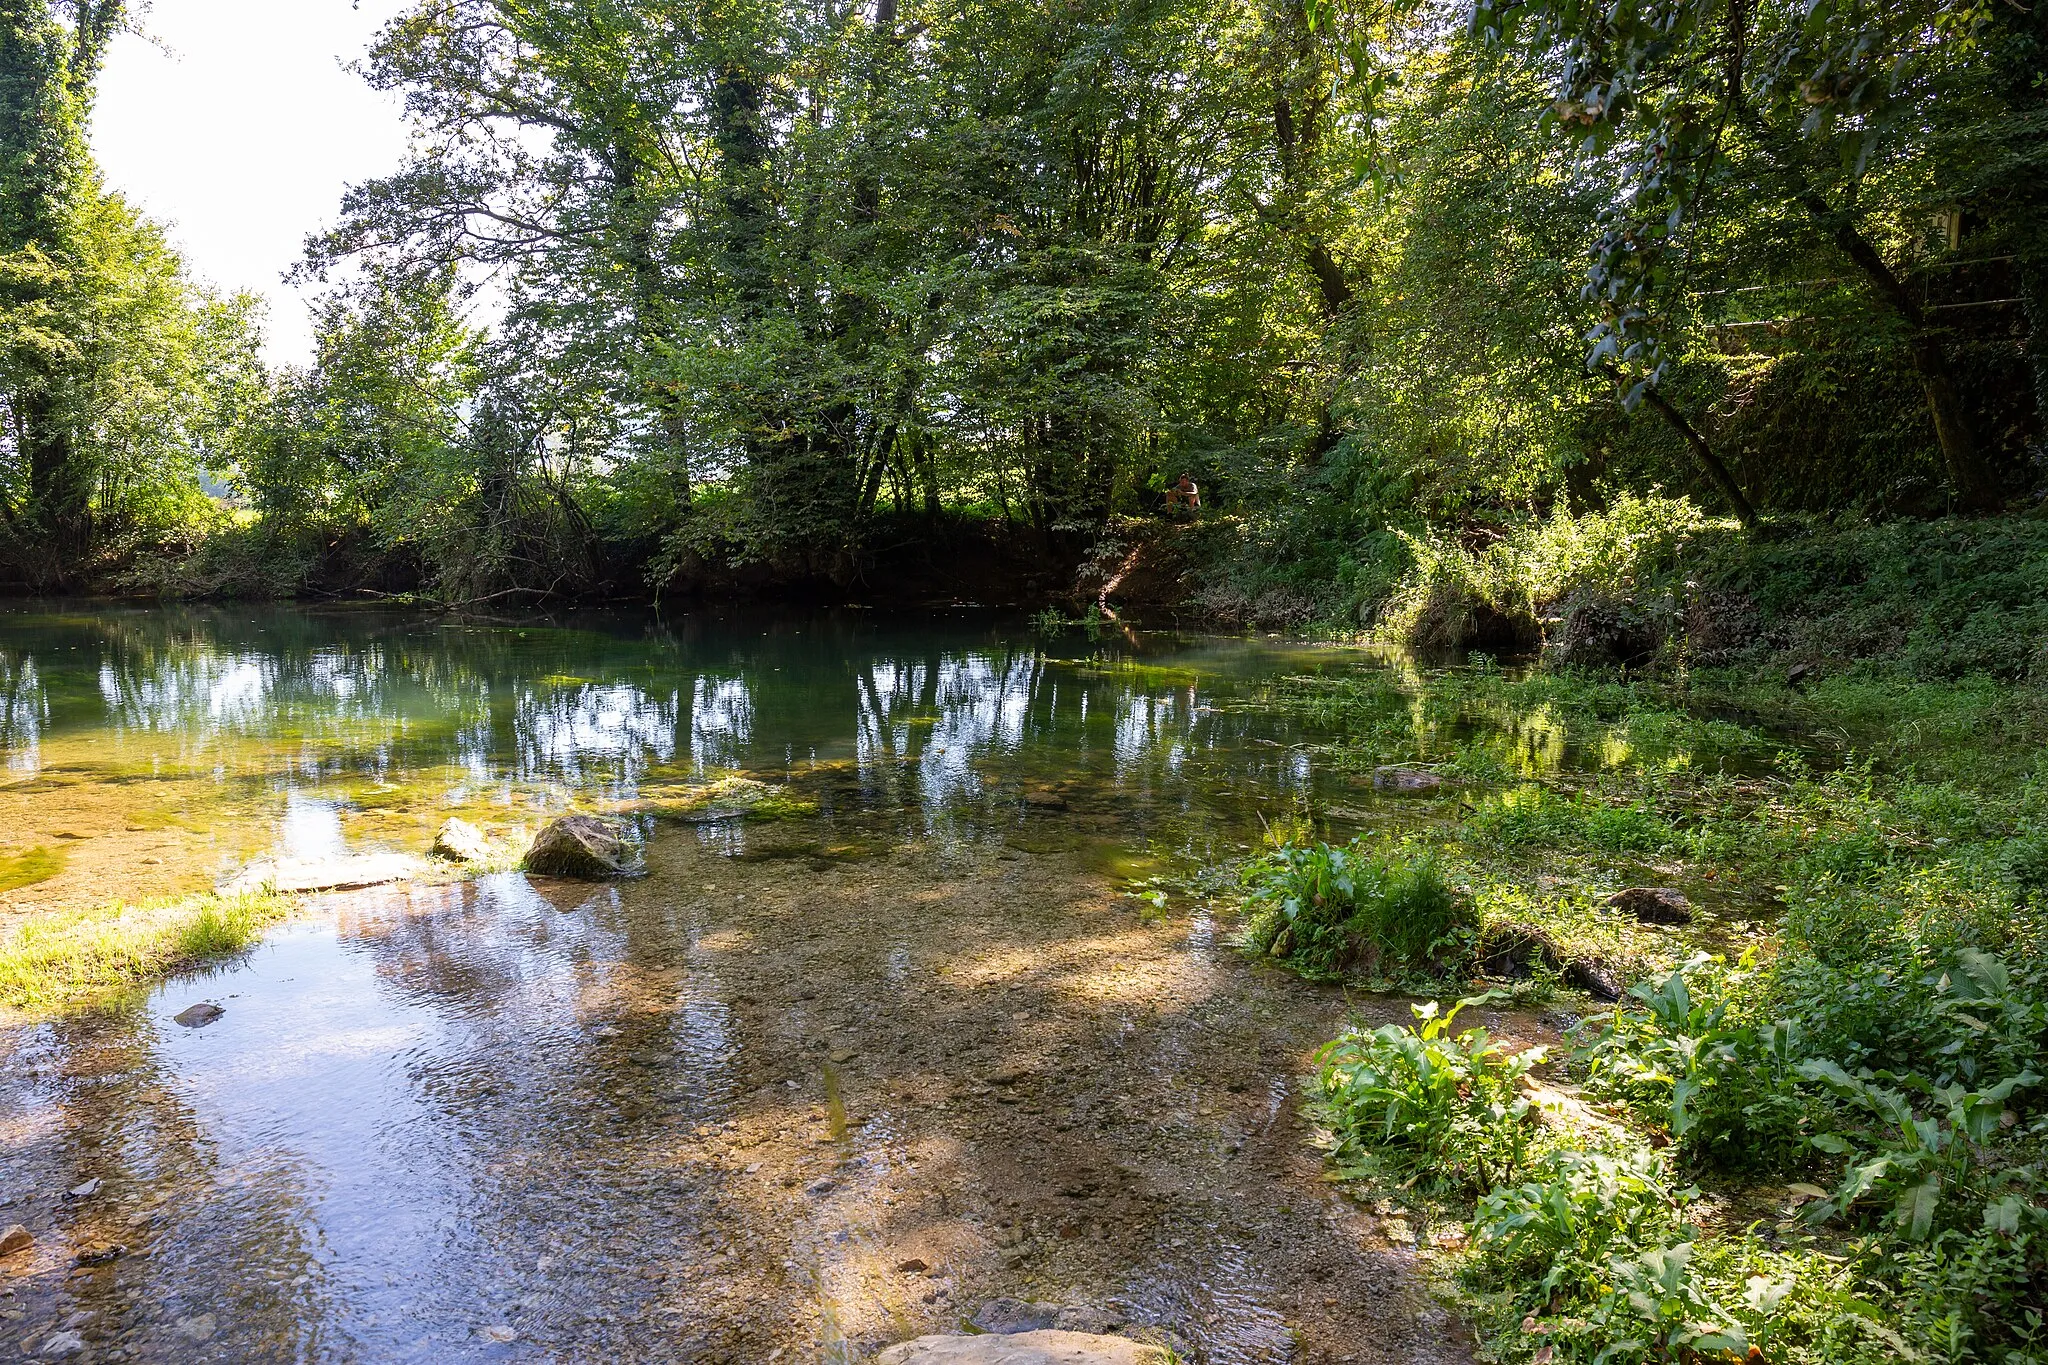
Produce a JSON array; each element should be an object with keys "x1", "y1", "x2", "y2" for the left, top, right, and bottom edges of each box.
[
  {"x1": 1370, "y1": 766, "x2": 1443, "y2": 794},
  {"x1": 524, "y1": 815, "x2": 643, "y2": 880},
  {"x1": 874, "y1": 1332, "x2": 1172, "y2": 1365},
  {"x1": 1607, "y1": 888, "x2": 1693, "y2": 926},
  {"x1": 0, "y1": 1224, "x2": 30, "y2": 1256},
  {"x1": 431, "y1": 817, "x2": 494, "y2": 863},
  {"x1": 173, "y1": 1003, "x2": 224, "y2": 1028}
]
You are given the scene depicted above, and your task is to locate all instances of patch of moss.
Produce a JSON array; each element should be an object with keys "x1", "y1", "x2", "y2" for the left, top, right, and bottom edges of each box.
[
  {"x1": 0, "y1": 845, "x2": 67, "y2": 892},
  {"x1": 634, "y1": 773, "x2": 816, "y2": 823},
  {"x1": 742, "y1": 792, "x2": 821, "y2": 821}
]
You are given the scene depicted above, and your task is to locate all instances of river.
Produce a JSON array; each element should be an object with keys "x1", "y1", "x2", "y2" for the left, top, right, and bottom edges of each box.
[{"x1": 0, "y1": 604, "x2": 1489, "y2": 1363}]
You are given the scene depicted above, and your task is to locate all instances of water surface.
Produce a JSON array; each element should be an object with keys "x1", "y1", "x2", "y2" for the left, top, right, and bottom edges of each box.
[{"x1": 0, "y1": 605, "x2": 1701, "y2": 1363}]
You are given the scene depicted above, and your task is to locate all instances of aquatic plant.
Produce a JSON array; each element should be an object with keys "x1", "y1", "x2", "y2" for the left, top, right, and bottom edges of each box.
[
  {"x1": 0, "y1": 844, "x2": 68, "y2": 892},
  {"x1": 1241, "y1": 839, "x2": 1474, "y2": 982}
]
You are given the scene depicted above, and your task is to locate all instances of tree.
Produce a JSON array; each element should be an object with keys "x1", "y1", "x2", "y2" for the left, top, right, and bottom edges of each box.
[
  {"x1": 0, "y1": 0, "x2": 265, "y2": 587},
  {"x1": 1469, "y1": 0, "x2": 2023, "y2": 509}
]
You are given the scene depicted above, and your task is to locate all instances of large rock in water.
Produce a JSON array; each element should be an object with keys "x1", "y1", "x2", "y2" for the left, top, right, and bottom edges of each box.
[
  {"x1": 524, "y1": 815, "x2": 642, "y2": 880},
  {"x1": 874, "y1": 1333, "x2": 1172, "y2": 1365}
]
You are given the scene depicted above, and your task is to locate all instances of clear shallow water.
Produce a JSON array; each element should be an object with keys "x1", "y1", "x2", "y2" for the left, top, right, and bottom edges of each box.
[
  {"x1": 0, "y1": 605, "x2": 1745, "y2": 1363},
  {"x1": 0, "y1": 605, "x2": 1372, "y2": 911},
  {"x1": 2, "y1": 606, "x2": 1489, "y2": 1365}
]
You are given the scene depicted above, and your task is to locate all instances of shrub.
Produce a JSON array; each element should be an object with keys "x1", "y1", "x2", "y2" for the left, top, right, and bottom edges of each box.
[
  {"x1": 1242, "y1": 839, "x2": 1474, "y2": 980},
  {"x1": 1315, "y1": 993, "x2": 1548, "y2": 1192},
  {"x1": 1472, "y1": 1146, "x2": 1696, "y2": 1303},
  {"x1": 1575, "y1": 955, "x2": 1819, "y2": 1173}
]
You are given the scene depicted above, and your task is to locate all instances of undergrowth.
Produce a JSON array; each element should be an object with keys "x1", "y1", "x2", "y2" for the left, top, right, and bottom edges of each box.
[
  {"x1": 1240, "y1": 839, "x2": 1474, "y2": 983},
  {"x1": 1250, "y1": 654, "x2": 2048, "y2": 1362}
]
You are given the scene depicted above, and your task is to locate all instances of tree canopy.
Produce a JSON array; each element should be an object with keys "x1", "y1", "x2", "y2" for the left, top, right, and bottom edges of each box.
[{"x1": 0, "y1": 0, "x2": 2041, "y2": 607}]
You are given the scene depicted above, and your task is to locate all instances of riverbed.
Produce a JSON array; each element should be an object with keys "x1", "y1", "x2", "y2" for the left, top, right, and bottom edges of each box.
[{"x1": 0, "y1": 605, "x2": 1526, "y2": 1363}]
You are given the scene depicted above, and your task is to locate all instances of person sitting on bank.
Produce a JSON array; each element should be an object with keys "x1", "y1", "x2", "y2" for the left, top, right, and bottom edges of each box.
[{"x1": 1166, "y1": 473, "x2": 1200, "y2": 512}]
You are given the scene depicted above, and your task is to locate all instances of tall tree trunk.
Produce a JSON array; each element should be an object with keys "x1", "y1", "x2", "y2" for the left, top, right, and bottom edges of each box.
[
  {"x1": 1610, "y1": 367, "x2": 1758, "y2": 528},
  {"x1": 1738, "y1": 105, "x2": 2000, "y2": 510}
]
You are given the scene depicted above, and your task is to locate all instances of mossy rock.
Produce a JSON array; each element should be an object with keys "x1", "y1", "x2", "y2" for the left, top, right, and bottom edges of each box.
[
  {"x1": 524, "y1": 816, "x2": 644, "y2": 880},
  {"x1": 635, "y1": 775, "x2": 816, "y2": 823}
]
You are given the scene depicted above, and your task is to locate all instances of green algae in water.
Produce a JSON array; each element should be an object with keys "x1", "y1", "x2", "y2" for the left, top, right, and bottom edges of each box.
[
  {"x1": 344, "y1": 782, "x2": 421, "y2": 811},
  {"x1": 125, "y1": 804, "x2": 212, "y2": 834},
  {"x1": 0, "y1": 845, "x2": 67, "y2": 891},
  {"x1": 743, "y1": 792, "x2": 820, "y2": 821},
  {"x1": 636, "y1": 774, "x2": 817, "y2": 823}
]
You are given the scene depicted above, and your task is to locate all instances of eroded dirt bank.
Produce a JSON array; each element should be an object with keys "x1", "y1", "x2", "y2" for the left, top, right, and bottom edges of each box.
[{"x1": 0, "y1": 816, "x2": 1496, "y2": 1364}]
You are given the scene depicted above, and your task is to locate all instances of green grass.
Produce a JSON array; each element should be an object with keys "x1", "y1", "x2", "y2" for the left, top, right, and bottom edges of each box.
[{"x1": 0, "y1": 891, "x2": 291, "y2": 1014}]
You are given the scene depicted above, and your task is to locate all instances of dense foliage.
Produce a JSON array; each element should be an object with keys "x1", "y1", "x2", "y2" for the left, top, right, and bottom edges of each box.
[
  {"x1": 0, "y1": 0, "x2": 2041, "y2": 604},
  {"x1": 1276, "y1": 664, "x2": 2048, "y2": 1363}
]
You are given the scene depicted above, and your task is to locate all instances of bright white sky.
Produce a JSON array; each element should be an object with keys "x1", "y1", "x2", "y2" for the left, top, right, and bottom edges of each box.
[{"x1": 91, "y1": 1, "x2": 416, "y2": 367}]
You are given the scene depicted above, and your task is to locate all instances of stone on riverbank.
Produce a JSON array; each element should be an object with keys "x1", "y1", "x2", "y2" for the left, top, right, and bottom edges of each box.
[
  {"x1": 226, "y1": 853, "x2": 419, "y2": 895},
  {"x1": 523, "y1": 815, "x2": 643, "y2": 880},
  {"x1": 1370, "y1": 766, "x2": 1443, "y2": 794},
  {"x1": 1564, "y1": 957, "x2": 1625, "y2": 1001},
  {"x1": 1607, "y1": 887, "x2": 1693, "y2": 925},
  {"x1": 430, "y1": 818, "x2": 493, "y2": 863},
  {"x1": 875, "y1": 1332, "x2": 1172, "y2": 1365}
]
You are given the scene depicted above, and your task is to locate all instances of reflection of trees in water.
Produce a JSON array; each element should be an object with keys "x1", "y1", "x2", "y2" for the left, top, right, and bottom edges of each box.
[
  {"x1": 0, "y1": 604, "x2": 1329, "y2": 840},
  {"x1": 0, "y1": 651, "x2": 43, "y2": 771}
]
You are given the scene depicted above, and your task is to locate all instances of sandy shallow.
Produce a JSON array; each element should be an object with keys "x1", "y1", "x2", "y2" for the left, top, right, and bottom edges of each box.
[{"x1": 0, "y1": 806, "x2": 1530, "y2": 1363}]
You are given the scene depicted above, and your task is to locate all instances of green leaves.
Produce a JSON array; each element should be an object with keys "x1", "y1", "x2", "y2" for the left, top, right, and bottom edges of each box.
[{"x1": 1315, "y1": 990, "x2": 1549, "y2": 1191}]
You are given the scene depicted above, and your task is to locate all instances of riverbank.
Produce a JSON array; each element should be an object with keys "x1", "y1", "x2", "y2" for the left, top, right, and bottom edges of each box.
[
  {"x1": 1222, "y1": 662, "x2": 2048, "y2": 1364},
  {"x1": 0, "y1": 892, "x2": 291, "y2": 1018}
]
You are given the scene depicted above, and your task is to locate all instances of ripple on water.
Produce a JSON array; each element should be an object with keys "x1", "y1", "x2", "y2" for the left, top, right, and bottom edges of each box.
[{"x1": 1122, "y1": 1229, "x2": 1297, "y2": 1364}]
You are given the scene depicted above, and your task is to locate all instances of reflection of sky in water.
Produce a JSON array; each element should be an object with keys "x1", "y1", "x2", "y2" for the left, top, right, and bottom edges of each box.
[
  {"x1": 0, "y1": 610, "x2": 1369, "y2": 844},
  {"x1": 279, "y1": 793, "x2": 348, "y2": 860},
  {"x1": 136, "y1": 872, "x2": 743, "y2": 1358},
  {"x1": 1, "y1": 654, "x2": 42, "y2": 772}
]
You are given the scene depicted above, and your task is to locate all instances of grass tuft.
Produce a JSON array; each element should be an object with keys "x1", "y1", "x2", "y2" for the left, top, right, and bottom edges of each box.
[{"x1": 0, "y1": 891, "x2": 291, "y2": 1014}]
